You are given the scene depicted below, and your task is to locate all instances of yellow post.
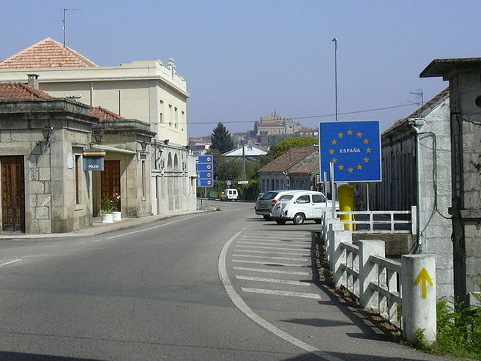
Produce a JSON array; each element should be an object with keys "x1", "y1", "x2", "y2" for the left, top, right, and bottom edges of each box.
[{"x1": 338, "y1": 185, "x2": 355, "y2": 231}]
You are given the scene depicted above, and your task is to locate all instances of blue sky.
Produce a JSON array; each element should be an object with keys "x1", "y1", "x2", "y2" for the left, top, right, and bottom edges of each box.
[{"x1": 1, "y1": 1, "x2": 479, "y2": 136}]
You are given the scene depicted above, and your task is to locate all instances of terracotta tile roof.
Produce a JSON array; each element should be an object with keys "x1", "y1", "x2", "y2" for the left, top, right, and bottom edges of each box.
[
  {"x1": 89, "y1": 106, "x2": 123, "y2": 122},
  {"x1": 288, "y1": 152, "x2": 320, "y2": 175},
  {"x1": 258, "y1": 146, "x2": 317, "y2": 173},
  {"x1": 383, "y1": 87, "x2": 449, "y2": 136},
  {"x1": 0, "y1": 37, "x2": 97, "y2": 69},
  {"x1": 0, "y1": 83, "x2": 54, "y2": 101}
]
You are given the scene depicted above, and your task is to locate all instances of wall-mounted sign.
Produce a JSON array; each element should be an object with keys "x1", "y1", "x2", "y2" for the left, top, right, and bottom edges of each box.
[
  {"x1": 83, "y1": 157, "x2": 104, "y2": 171},
  {"x1": 319, "y1": 120, "x2": 382, "y2": 182}
]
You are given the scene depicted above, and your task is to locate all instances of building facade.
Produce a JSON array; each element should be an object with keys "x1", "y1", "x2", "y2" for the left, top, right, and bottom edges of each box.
[
  {"x1": 0, "y1": 38, "x2": 197, "y2": 218},
  {"x1": 0, "y1": 82, "x2": 154, "y2": 233},
  {"x1": 258, "y1": 146, "x2": 317, "y2": 192},
  {"x1": 367, "y1": 89, "x2": 453, "y2": 299}
]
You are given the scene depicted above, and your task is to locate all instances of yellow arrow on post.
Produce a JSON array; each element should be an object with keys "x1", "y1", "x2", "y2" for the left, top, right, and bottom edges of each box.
[{"x1": 415, "y1": 267, "x2": 434, "y2": 299}]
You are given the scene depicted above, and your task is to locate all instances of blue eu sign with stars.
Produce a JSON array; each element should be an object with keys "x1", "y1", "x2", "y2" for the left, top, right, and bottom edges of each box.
[
  {"x1": 319, "y1": 121, "x2": 382, "y2": 183},
  {"x1": 197, "y1": 155, "x2": 214, "y2": 187}
]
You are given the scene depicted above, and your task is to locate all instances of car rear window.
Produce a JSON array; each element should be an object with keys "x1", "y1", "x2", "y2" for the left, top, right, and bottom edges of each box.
[
  {"x1": 312, "y1": 194, "x2": 326, "y2": 203},
  {"x1": 260, "y1": 191, "x2": 278, "y2": 200},
  {"x1": 279, "y1": 195, "x2": 293, "y2": 201}
]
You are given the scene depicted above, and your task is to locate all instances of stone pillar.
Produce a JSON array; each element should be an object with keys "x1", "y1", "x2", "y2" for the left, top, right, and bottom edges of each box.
[{"x1": 401, "y1": 254, "x2": 436, "y2": 344}]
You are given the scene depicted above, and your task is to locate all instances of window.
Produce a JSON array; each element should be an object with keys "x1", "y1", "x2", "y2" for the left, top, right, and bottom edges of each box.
[
  {"x1": 159, "y1": 100, "x2": 164, "y2": 123},
  {"x1": 296, "y1": 195, "x2": 310, "y2": 204},
  {"x1": 279, "y1": 195, "x2": 293, "y2": 201},
  {"x1": 174, "y1": 107, "x2": 178, "y2": 128},
  {"x1": 312, "y1": 194, "x2": 326, "y2": 203},
  {"x1": 75, "y1": 155, "x2": 81, "y2": 204},
  {"x1": 168, "y1": 105, "x2": 173, "y2": 126},
  {"x1": 260, "y1": 191, "x2": 278, "y2": 200},
  {"x1": 181, "y1": 110, "x2": 185, "y2": 131}
]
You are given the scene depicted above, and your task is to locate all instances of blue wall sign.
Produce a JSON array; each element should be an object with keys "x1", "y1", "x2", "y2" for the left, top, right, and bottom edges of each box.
[
  {"x1": 197, "y1": 155, "x2": 214, "y2": 188},
  {"x1": 319, "y1": 121, "x2": 382, "y2": 182},
  {"x1": 83, "y1": 157, "x2": 104, "y2": 172}
]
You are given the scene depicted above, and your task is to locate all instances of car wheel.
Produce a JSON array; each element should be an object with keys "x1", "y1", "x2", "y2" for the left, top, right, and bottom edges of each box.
[
  {"x1": 293, "y1": 213, "x2": 305, "y2": 225},
  {"x1": 276, "y1": 220, "x2": 286, "y2": 225},
  {"x1": 263, "y1": 215, "x2": 271, "y2": 221}
]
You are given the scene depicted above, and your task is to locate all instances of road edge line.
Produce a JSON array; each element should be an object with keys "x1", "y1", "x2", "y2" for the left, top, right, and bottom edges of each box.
[{"x1": 218, "y1": 231, "x2": 344, "y2": 361}]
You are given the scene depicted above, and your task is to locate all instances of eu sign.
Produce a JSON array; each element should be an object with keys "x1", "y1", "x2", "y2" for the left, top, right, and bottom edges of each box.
[
  {"x1": 319, "y1": 121, "x2": 381, "y2": 182},
  {"x1": 197, "y1": 155, "x2": 214, "y2": 188}
]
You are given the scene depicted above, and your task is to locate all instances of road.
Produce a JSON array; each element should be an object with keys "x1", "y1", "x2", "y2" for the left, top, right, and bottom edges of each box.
[{"x1": 0, "y1": 201, "x2": 449, "y2": 361}]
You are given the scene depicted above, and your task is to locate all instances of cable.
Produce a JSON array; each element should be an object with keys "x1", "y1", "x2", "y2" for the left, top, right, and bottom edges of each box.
[{"x1": 188, "y1": 102, "x2": 418, "y2": 125}]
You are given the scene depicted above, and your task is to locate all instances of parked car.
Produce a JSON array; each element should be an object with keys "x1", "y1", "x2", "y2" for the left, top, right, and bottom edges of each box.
[
  {"x1": 255, "y1": 190, "x2": 303, "y2": 220},
  {"x1": 223, "y1": 188, "x2": 239, "y2": 201},
  {"x1": 271, "y1": 191, "x2": 336, "y2": 225}
]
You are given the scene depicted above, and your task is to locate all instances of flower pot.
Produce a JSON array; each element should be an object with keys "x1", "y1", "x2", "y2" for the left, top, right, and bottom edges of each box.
[
  {"x1": 102, "y1": 213, "x2": 114, "y2": 224},
  {"x1": 112, "y1": 211, "x2": 122, "y2": 222}
]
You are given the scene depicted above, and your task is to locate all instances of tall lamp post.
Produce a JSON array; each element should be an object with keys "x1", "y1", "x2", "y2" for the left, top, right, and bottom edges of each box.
[{"x1": 332, "y1": 37, "x2": 338, "y2": 121}]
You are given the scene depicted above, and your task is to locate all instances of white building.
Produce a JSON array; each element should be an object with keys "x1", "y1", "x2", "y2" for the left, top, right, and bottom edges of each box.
[{"x1": 0, "y1": 38, "x2": 197, "y2": 217}]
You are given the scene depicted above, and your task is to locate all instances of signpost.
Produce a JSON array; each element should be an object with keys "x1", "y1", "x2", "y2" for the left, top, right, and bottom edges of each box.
[{"x1": 197, "y1": 155, "x2": 214, "y2": 188}]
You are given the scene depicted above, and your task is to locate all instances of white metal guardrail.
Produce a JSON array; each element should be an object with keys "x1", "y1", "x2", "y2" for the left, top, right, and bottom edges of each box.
[
  {"x1": 319, "y1": 210, "x2": 436, "y2": 344},
  {"x1": 336, "y1": 205, "x2": 416, "y2": 234}
]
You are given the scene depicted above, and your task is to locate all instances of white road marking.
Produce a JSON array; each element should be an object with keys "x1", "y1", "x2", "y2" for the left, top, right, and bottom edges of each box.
[
  {"x1": 237, "y1": 241, "x2": 309, "y2": 248},
  {"x1": 241, "y1": 237, "x2": 310, "y2": 242},
  {"x1": 241, "y1": 287, "x2": 323, "y2": 300},
  {"x1": 233, "y1": 249, "x2": 310, "y2": 256},
  {"x1": 241, "y1": 236, "x2": 309, "y2": 241},
  {"x1": 219, "y1": 232, "x2": 320, "y2": 355},
  {"x1": 233, "y1": 266, "x2": 309, "y2": 276},
  {"x1": 232, "y1": 259, "x2": 307, "y2": 267},
  {"x1": 236, "y1": 275, "x2": 310, "y2": 286},
  {"x1": 104, "y1": 214, "x2": 200, "y2": 240},
  {"x1": 236, "y1": 244, "x2": 311, "y2": 252},
  {"x1": 0, "y1": 259, "x2": 22, "y2": 268},
  {"x1": 233, "y1": 254, "x2": 309, "y2": 262}
]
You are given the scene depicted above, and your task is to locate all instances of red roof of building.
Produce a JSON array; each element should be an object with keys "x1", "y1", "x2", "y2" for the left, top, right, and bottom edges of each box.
[
  {"x1": 0, "y1": 38, "x2": 97, "y2": 69},
  {"x1": 89, "y1": 106, "x2": 123, "y2": 122},
  {"x1": 0, "y1": 83, "x2": 54, "y2": 101}
]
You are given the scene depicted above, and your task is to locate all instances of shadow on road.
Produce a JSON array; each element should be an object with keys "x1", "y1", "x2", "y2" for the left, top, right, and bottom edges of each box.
[
  {"x1": 281, "y1": 352, "x2": 435, "y2": 361},
  {"x1": 0, "y1": 351, "x2": 105, "y2": 361}
]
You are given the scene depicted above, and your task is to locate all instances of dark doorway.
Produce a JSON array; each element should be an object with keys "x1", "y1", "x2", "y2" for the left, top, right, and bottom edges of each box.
[
  {"x1": 1, "y1": 156, "x2": 25, "y2": 232},
  {"x1": 101, "y1": 160, "x2": 121, "y2": 211}
]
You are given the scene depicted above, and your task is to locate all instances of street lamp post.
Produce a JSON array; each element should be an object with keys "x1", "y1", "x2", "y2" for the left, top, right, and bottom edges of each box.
[{"x1": 332, "y1": 37, "x2": 338, "y2": 121}]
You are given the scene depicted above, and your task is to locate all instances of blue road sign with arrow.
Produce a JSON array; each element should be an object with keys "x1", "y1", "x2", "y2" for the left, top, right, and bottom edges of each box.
[{"x1": 319, "y1": 121, "x2": 382, "y2": 182}]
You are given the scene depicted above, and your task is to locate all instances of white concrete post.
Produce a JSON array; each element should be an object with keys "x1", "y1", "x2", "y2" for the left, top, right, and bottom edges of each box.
[
  {"x1": 326, "y1": 221, "x2": 344, "y2": 262},
  {"x1": 328, "y1": 228, "x2": 352, "y2": 288},
  {"x1": 401, "y1": 255, "x2": 436, "y2": 344},
  {"x1": 355, "y1": 240, "x2": 385, "y2": 311}
]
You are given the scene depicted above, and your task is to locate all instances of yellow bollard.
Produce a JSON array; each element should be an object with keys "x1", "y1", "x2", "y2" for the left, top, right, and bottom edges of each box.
[{"x1": 338, "y1": 185, "x2": 356, "y2": 231}]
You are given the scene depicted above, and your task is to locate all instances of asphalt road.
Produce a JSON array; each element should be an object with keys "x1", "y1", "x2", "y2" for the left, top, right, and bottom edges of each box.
[{"x1": 0, "y1": 201, "x2": 450, "y2": 361}]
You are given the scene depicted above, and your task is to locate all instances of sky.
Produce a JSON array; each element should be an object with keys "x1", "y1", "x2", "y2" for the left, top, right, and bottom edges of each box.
[{"x1": 1, "y1": 1, "x2": 480, "y2": 137}]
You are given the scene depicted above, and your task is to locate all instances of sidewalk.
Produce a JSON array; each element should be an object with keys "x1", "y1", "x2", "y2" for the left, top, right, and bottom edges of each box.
[{"x1": 0, "y1": 209, "x2": 213, "y2": 240}]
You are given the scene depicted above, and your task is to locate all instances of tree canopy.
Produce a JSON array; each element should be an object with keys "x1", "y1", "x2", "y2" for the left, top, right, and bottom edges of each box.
[
  {"x1": 210, "y1": 122, "x2": 234, "y2": 153},
  {"x1": 265, "y1": 137, "x2": 317, "y2": 161}
]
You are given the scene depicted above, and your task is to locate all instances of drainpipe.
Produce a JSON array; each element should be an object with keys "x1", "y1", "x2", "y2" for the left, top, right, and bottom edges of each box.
[{"x1": 409, "y1": 117, "x2": 425, "y2": 253}]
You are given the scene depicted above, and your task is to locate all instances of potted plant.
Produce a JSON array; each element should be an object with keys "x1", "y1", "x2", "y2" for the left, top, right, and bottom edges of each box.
[
  {"x1": 102, "y1": 197, "x2": 114, "y2": 224},
  {"x1": 112, "y1": 192, "x2": 122, "y2": 222}
]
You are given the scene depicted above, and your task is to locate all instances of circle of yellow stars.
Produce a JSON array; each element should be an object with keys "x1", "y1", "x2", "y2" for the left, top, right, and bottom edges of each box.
[{"x1": 328, "y1": 129, "x2": 371, "y2": 173}]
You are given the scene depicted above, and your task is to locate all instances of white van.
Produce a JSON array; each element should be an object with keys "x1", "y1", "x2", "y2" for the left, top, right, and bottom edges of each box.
[
  {"x1": 271, "y1": 191, "x2": 334, "y2": 225},
  {"x1": 224, "y1": 188, "x2": 239, "y2": 201}
]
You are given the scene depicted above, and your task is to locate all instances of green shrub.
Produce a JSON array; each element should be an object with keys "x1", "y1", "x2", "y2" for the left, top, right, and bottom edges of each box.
[{"x1": 433, "y1": 299, "x2": 481, "y2": 359}]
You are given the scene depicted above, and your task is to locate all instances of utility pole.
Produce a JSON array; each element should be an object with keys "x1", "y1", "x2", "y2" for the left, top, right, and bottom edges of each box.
[
  {"x1": 242, "y1": 142, "x2": 246, "y2": 181},
  {"x1": 332, "y1": 38, "x2": 338, "y2": 121},
  {"x1": 63, "y1": 8, "x2": 79, "y2": 48},
  {"x1": 410, "y1": 89, "x2": 424, "y2": 106}
]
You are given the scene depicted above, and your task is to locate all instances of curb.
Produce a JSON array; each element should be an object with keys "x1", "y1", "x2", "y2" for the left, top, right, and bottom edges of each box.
[{"x1": 0, "y1": 209, "x2": 215, "y2": 241}]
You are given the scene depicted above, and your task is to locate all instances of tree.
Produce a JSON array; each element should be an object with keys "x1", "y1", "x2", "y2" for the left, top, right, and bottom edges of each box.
[
  {"x1": 210, "y1": 122, "x2": 234, "y2": 153},
  {"x1": 264, "y1": 137, "x2": 317, "y2": 163}
]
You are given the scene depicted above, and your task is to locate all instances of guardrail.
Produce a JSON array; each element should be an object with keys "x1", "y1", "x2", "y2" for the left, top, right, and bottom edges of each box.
[
  {"x1": 318, "y1": 210, "x2": 436, "y2": 344},
  {"x1": 336, "y1": 206, "x2": 416, "y2": 234}
]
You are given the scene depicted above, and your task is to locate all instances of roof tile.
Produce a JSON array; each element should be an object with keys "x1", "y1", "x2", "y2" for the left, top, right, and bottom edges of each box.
[
  {"x1": 259, "y1": 146, "x2": 317, "y2": 173},
  {"x1": 0, "y1": 83, "x2": 54, "y2": 101},
  {"x1": 0, "y1": 37, "x2": 97, "y2": 69}
]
